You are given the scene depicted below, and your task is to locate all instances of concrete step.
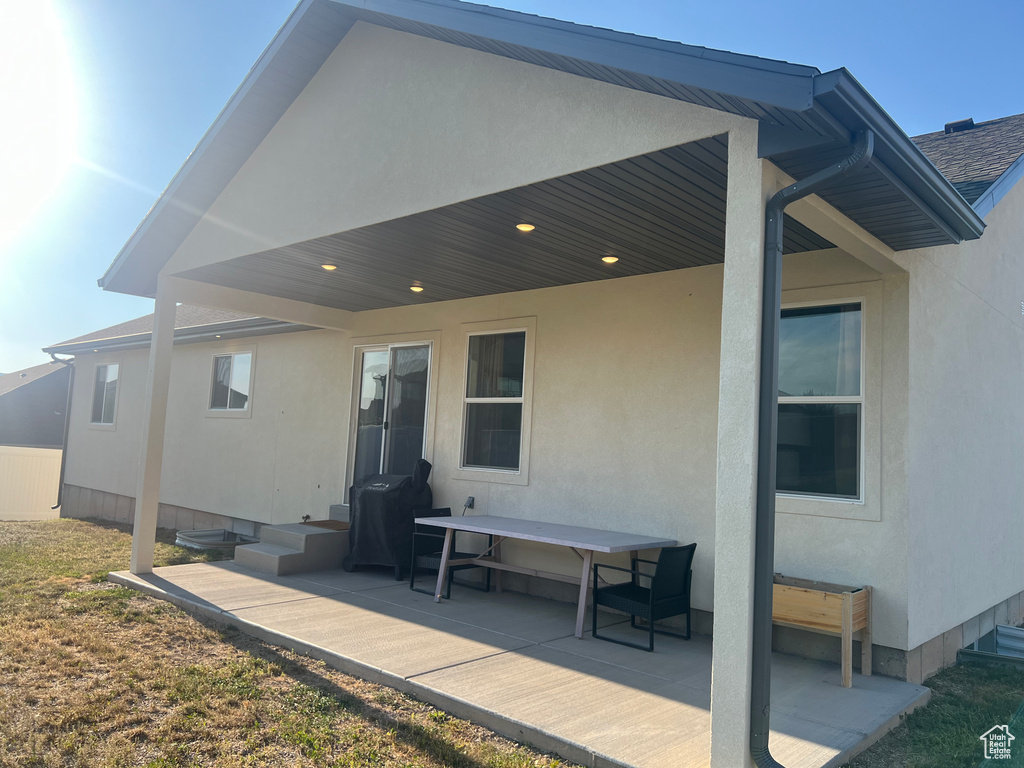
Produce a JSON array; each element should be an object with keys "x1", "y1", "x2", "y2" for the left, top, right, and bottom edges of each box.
[
  {"x1": 261, "y1": 523, "x2": 326, "y2": 550},
  {"x1": 234, "y1": 523, "x2": 349, "y2": 576},
  {"x1": 234, "y1": 542, "x2": 306, "y2": 576}
]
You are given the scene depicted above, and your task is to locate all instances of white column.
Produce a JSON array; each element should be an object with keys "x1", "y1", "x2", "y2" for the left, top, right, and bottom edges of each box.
[
  {"x1": 709, "y1": 122, "x2": 771, "y2": 768},
  {"x1": 130, "y1": 279, "x2": 177, "y2": 574}
]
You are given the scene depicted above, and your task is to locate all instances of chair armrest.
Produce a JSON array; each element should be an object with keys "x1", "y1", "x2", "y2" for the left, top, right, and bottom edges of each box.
[
  {"x1": 593, "y1": 562, "x2": 640, "y2": 577},
  {"x1": 633, "y1": 557, "x2": 659, "y2": 567}
]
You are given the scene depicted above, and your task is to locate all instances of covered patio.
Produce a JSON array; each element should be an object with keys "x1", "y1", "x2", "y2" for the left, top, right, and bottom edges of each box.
[
  {"x1": 96, "y1": 2, "x2": 985, "y2": 765},
  {"x1": 110, "y1": 562, "x2": 928, "y2": 768}
]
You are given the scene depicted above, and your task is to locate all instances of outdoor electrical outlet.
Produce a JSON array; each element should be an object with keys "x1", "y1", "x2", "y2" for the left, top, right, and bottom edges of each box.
[{"x1": 465, "y1": 496, "x2": 475, "y2": 509}]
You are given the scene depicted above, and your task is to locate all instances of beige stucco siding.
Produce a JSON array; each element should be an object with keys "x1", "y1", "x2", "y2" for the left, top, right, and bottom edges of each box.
[
  {"x1": 67, "y1": 250, "x2": 914, "y2": 647},
  {"x1": 65, "y1": 331, "x2": 352, "y2": 525},
  {"x1": 901, "y1": 178, "x2": 1024, "y2": 649},
  {"x1": 161, "y1": 22, "x2": 748, "y2": 278},
  {"x1": 65, "y1": 350, "x2": 147, "y2": 499}
]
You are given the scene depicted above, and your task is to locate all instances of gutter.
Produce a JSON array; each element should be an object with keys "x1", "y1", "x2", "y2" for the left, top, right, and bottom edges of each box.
[
  {"x1": 812, "y1": 68, "x2": 984, "y2": 243},
  {"x1": 42, "y1": 318, "x2": 313, "y2": 357},
  {"x1": 750, "y1": 129, "x2": 874, "y2": 768},
  {"x1": 48, "y1": 354, "x2": 76, "y2": 511}
]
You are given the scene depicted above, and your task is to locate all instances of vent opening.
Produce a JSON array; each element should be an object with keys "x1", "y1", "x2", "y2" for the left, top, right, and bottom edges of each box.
[{"x1": 944, "y1": 118, "x2": 975, "y2": 134}]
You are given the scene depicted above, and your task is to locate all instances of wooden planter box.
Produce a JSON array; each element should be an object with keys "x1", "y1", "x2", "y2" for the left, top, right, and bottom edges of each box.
[{"x1": 772, "y1": 574, "x2": 872, "y2": 688}]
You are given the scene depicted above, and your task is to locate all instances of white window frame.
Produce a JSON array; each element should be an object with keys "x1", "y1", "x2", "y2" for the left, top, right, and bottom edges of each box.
[
  {"x1": 452, "y1": 317, "x2": 536, "y2": 486},
  {"x1": 88, "y1": 361, "x2": 120, "y2": 430},
  {"x1": 206, "y1": 347, "x2": 256, "y2": 419},
  {"x1": 775, "y1": 285, "x2": 884, "y2": 523},
  {"x1": 348, "y1": 339, "x2": 434, "y2": 485},
  {"x1": 776, "y1": 298, "x2": 865, "y2": 503}
]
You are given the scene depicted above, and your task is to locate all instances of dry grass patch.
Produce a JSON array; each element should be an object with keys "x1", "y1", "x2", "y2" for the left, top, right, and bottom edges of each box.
[{"x1": 0, "y1": 519, "x2": 569, "y2": 767}]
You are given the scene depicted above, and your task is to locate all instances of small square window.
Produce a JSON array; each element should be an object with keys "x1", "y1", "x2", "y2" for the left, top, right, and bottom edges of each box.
[
  {"x1": 210, "y1": 353, "x2": 252, "y2": 411},
  {"x1": 90, "y1": 364, "x2": 119, "y2": 424}
]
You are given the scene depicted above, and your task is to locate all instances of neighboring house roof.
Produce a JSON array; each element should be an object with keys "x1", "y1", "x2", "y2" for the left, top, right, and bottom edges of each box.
[
  {"x1": 43, "y1": 305, "x2": 313, "y2": 355},
  {"x1": 0, "y1": 363, "x2": 66, "y2": 398},
  {"x1": 98, "y1": 0, "x2": 986, "y2": 298},
  {"x1": 913, "y1": 113, "x2": 1024, "y2": 215},
  {"x1": 0, "y1": 362, "x2": 71, "y2": 448}
]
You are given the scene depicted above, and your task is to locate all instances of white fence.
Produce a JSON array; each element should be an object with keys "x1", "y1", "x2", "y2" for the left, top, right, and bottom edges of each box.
[{"x1": 0, "y1": 446, "x2": 61, "y2": 521}]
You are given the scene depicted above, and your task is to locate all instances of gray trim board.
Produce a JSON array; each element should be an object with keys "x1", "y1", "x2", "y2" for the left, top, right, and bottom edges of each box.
[
  {"x1": 973, "y1": 153, "x2": 1024, "y2": 220},
  {"x1": 43, "y1": 319, "x2": 316, "y2": 356}
]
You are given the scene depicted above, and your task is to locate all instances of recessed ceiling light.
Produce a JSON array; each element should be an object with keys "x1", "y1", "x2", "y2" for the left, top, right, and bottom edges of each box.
[
  {"x1": 321, "y1": 264, "x2": 337, "y2": 271},
  {"x1": 92, "y1": 349, "x2": 98, "y2": 352},
  {"x1": 215, "y1": 335, "x2": 222, "y2": 338},
  {"x1": 602, "y1": 255, "x2": 619, "y2": 263},
  {"x1": 516, "y1": 223, "x2": 536, "y2": 232},
  {"x1": 410, "y1": 285, "x2": 424, "y2": 293}
]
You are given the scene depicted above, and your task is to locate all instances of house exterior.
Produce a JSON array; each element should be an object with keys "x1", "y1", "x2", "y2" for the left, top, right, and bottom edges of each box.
[
  {"x1": 48, "y1": 1, "x2": 1024, "y2": 765},
  {"x1": 0, "y1": 362, "x2": 71, "y2": 520}
]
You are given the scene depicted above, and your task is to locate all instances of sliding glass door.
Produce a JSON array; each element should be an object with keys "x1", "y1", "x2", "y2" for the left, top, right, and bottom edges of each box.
[{"x1": 352, "y1": 344, "x2": 430, "y2": 486}]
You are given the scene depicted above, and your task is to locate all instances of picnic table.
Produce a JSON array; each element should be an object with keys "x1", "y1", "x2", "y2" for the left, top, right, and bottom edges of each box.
[{"x1": 413, "y1": 514, "x2": 676, "y2": 638}]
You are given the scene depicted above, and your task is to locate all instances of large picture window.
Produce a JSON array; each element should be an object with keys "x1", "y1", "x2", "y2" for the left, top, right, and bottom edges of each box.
[
  {"x1": 90, "y1": 363, "x2": 119, "y2": 425},
  {"x1": 210, "y1": 352, "x2": 253, "y2": 411},
  {"x1": 777, "y1": 303, "x2": 862, "y2": 500},
  {"x1": 462, "y1": 331, "x2": 526, "y2": 472}
]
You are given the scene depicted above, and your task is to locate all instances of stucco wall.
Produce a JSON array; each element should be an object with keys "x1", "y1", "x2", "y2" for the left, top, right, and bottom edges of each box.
[
  {"x1": 68, "y1": 249, "x2": 915, "y2": 646},
  {"x1": 160, "y1": 21, "x2": 746, "y2": 278},
  {"x1": 900, "y1": 178, "x2": 1024, "y2": 649},
  {"x1": 64, "y1": 330, "x2": 352, "y2": 525}
]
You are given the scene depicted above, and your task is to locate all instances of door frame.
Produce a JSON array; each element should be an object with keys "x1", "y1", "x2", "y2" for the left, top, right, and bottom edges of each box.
[{"x1": 345, "y1": 331, "x2": 440, "y2": 502}]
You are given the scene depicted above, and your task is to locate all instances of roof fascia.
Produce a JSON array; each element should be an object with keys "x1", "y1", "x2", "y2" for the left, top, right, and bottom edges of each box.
[
  {"x1": 812, "y1": 68, "x2": 985, "y2": 243},
  {"x1": 972, "y1": 152, "x2": 1024, "y2": 220},
  {"x1": 341, "y1": 0, "x2": 819, "y2": 110},
  {"x1": 42, "y1": 319, "x2": 314, "y2": 356},
  {"x1": 98, "y1": 0, "x2": 329, "y2": 294}
]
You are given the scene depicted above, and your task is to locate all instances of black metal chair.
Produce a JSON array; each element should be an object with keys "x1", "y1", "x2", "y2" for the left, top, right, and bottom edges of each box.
[
  {"x1": 409, "y1": 508, "x2": 492, "y2": 599},
  {"x1": 591, "y1": 543, "x2": 696, "y2": 651}
]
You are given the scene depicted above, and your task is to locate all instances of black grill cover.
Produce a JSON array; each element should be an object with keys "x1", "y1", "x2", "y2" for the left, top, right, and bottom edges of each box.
[{"x1": 344, "y1": 459, "x2": 432, "y2": 572}]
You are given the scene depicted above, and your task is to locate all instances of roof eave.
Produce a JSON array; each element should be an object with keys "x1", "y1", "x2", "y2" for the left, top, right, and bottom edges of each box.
[
  {"x1": 42, "y1": 318, "x2": 313, "y2": 356},
  {"x1": 98, "y1": 0, "x2": 329, "y2": 296},
  {"x1": 812, "y1": 68, "x2": 986, "y2": 244}
]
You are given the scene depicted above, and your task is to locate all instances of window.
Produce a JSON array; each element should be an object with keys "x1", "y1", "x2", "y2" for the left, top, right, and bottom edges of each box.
[
  {"x1": 209, "y1": 352, "x2": 253, "y2": 411},
  {"x1": 462, "y1": 331, "x2": 526, "y2": 471},
  {"x1": 351, "y1": 344, "x2": 431, "y2": 486},
  {"x1": 90, "y1": 364, "x2": 119, "y2": 424},
  {"x1": 777, "y1": 303, "x2": 862, "y2": 500}
]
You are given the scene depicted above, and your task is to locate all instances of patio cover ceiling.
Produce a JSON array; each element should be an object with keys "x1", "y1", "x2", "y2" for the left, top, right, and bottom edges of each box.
[
  {"x1": 176, "y1": 136, "x2": 833, "y2": 312},
  {"x1": 100, "y1": 0, "x2": 985, "y2": 300}
]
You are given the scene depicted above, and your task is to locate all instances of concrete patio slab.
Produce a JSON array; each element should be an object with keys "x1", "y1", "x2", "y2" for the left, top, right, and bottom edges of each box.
[
  {"x1": 231, "y1": 591, "x2": 535, "y2": 679},
  {"x1": 110, "y1": 563, "x2": 930, "y2": 768}
]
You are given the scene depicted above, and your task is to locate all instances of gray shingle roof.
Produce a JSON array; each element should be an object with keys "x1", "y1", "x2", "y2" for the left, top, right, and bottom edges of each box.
[
  {"x1": 913, "y1": 113, "x2": 1024, "y2": 205},
  {"x1": 51, "y1": 306, "x2": 260, "y2": 348},
  {"x1": 0, "y1": 362, "x2": 66, "y2": 398}
]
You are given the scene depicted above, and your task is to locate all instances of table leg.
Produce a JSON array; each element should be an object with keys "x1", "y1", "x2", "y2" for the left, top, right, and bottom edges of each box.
[
  {"x1": 493, "y1": 537, "x2": 503, "y2": 593},
  {"x1": 433, "y1": 528, "x2": 454, "y2": 603},
  {"x1": 575, "y1": 549, "x2": 594, "y2": 639}
]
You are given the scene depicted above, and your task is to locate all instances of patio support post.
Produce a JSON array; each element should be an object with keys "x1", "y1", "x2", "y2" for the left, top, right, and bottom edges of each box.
[
  {"x1": 130, "y1": 279, "x2": 177, "y2": 574},
  {"x1": 709, "y1": 122, "x2": 771, "y2": 768}
]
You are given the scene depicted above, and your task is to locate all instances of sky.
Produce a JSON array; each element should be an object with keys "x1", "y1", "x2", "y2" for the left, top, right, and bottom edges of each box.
[{"x1": 0, "y1": 0, "x2": 1021, "y2": 374}]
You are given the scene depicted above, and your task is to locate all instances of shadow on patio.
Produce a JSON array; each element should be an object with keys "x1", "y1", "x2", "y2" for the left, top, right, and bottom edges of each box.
[{"x1": 110, "y1": 561, "x2": 927, "y2": 768}]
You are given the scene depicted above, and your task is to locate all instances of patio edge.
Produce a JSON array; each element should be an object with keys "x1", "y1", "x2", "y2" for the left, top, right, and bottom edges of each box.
[{"x1": 108, "y1": 569, "x2": 632, "y2": 768}]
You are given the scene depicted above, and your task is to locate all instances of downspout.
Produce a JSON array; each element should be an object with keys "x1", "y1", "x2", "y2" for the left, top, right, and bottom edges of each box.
[
  {"x1": 750, "y1": 129, "x2": 874, "y2": 768},
  {"x1": 49, "y1": 353, "x2": 75, "y2": 510}
]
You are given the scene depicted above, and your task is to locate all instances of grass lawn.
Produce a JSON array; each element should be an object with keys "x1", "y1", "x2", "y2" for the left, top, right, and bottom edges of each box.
[
  {"x1": 0, "y1": 518, "x2": 570, "y2": 768},
  {"x1": 843, "y1": 660, "x2": 1024, "y2": 768}
]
